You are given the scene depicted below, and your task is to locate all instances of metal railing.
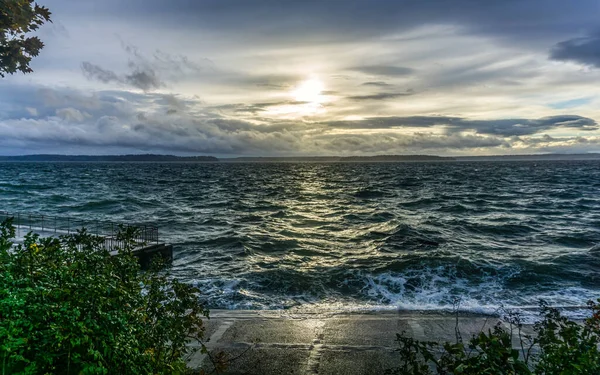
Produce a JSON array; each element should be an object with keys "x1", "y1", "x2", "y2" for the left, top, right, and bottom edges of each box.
[{"x1": 0, "y1": 211, "x2": 159, "y2": 250}]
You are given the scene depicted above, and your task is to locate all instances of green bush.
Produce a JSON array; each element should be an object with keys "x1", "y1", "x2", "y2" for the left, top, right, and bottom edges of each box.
[
  {"x1": 0, "y1": 218, "x2": 209, "y2": 374},
  {"x1": 387, "y1": 301, "x2": 600, "y2": 375}
]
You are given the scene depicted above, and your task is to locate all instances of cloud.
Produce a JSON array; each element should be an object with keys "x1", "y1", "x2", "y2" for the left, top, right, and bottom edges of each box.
[
  {"x1": 550, "y1": 32, "x2": 600, "y2": 67},
  {"x1": 456, "y1": 115, "x2": 598, "y2": 136},
  {"x1": 325, "y1": 115, "x2": 598, "y2": 136},
  {"x1": 210, "y1": 101, "x2": 309, "y2": 114},
  {"x1": 81, "y1": 62, "x2": 121, "y2": 84},
  {"x1": 80, "y1": 43, "x2": 208, "y2": 91},
  {"x1": 120, "y1": 42, "x2": 207, "y2": 82},
  {"x1": 548, "y1": 97, "x2": 593, "y2": 109},
  {"x1": 76, "y1": 0, "x2": 597, "y2": 49},
  {"x1": 226, "y1": 73, "x2": 302, "y2": 89},
  {"x1": 361, "y1": 81, "x2": 393, "y2": 87},
  {"x1": 161, "y1": 94, "x2": 189, "y2": 114},
  {"x1": 315, "y1": 132, "x2": 508, "y2": 153},
  {"x1": 0, "y1": 85, "x2": 303, "y2": 155},
  {"x1": 37, "y1": 87, "x2": 103, "y2": 112},
  {"x1": 0, "y1": 114, "x2": 509, "y2": 155},
  {"x1": 2, "y1": 84, "x2": 598, "y2": 156},
  {"x1": 25, "y1": 107, "x2": 38, "y2": 116},
  {"x1": 511, "y1": 134, "x2": 600, "y2": 153},
  {"x1": 349, "y1": 65, "x2": 414, "y2": 77},
  {"x1": 55, "y1": 108, "x2": 89, "y2": 122},
  {"x1": 124, "y1": 66, "x2": 163, "y2": 91},
  {"x1": 81, "y1": 61, "x2": 164, "y2": 92},
  {"x1": 347, "y1": 91, "x2": 414, "y2": 101}
]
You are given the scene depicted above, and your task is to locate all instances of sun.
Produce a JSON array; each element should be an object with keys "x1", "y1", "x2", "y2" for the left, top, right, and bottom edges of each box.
[
  {"x1": 292, "y1": 78, "x2": 325, "y2": 104},
  {"x1": 266, "y1": 77, "x2": 327, "y2": 117}
]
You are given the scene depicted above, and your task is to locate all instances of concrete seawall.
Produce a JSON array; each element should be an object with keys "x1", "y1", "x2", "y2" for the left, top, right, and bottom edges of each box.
[{"x1": 186, "y1": 310, "x2": 536, "y2": 375}]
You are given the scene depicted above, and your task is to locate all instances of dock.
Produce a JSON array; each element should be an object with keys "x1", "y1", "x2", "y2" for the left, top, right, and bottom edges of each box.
[{"x1": 0, "y1": 211, "x2": 173, "y2": 264}]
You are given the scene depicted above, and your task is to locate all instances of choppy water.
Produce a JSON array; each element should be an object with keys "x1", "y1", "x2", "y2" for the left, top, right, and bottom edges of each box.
[{"x1": 2, "y1": 161, "x2": 600, "y2": 318}]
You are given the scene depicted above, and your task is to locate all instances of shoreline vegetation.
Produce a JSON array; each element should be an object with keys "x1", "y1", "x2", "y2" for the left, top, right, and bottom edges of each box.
[
  {"x1": 1, "y1": 153, "x2": 600, "y2": 163},
  {"x1": 0, "y1": 218, "x2": 214, "y2": 374}
]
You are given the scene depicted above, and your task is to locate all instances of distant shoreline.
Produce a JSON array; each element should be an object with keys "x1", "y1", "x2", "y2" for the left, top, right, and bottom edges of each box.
[
  {"x1": 0, "y1": 154, "x2": 218, "y2": 162},
  {"x1": 1, "y1": 153, "x2": 600, "y2": 162}
]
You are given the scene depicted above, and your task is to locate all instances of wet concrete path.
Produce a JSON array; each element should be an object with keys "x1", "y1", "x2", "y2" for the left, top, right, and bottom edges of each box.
[{"x1": 186, "y1": 310, "x2": 535, "y2": 375}]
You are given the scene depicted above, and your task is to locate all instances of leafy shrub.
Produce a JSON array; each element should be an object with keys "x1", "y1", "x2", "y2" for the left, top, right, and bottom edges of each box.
[
  {"x1": 534, "y1": 301, "x2": 600, "y2": 374},
  {"x1": 0, "y1": 217, "x2": 209, "y2": 374},
  {"x1": 387, "y1": 302, "x2": 600, "y2": 375}
]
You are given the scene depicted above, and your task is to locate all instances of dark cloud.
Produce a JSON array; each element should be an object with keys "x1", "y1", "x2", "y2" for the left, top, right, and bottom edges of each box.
[
  {"x1": 36, "y1": 87, "x2": 146, "y2": 119},
  {"x1": 455, "y1": 115, "x2": 598, "y2": 136},
  {"x1": 510, "y1": 134, "x2": 600, "y2": 153},
  {"x1": 62, "y1": 0, "x2": 598, "y2": 48},
  {"x1": 346, "y1": 92, "x2": 414, "y2": 101},
  {"x1": 210, "y1": 101, "x2": 309, "y2": 114},
  {"x1": 80, "y1": 43, "x2": 209, "y2": 91},
  {"x1": 361, "y1": 81, "x2": 393, "y2": 87},
  {"x1": 148, "y1": 49, "x2": 208, "y2": 76},
  {"x1": 81, "y1": 61, "x2": 164, "y2": 91},
  {"x1": 195, "y1": 71, "x2": 302, "y2": 90},
  {"x1": 160, "y1": 94, "x2": 194, "y2": 115},
  {"x1": 349, "y1": 65, "x2": 414, "y2": 77},
  {"x1": 0, "y1": 85, "x2": 100, "y2": 120},
  {"x1": 326, "y1": 116, "x2": 457, "y2": 130},
  {"x1": 314, "y1": 132, "x2": 508, "y2": 153},
  {"x1": 550, "y1": 32, "x2": 600, "y2": 67},
  {"x1": 325, "y1": 115, "x2": 598, "y2": 136},
  {"x1": 125, "y1": 67, "x2": 163, "y2": 91},
  {"x1": 237, "y1": 74, "x2": 300, "y2": 88},
  {"x1": 81, "y1": 62, "x2": 121, "y2": 84}
]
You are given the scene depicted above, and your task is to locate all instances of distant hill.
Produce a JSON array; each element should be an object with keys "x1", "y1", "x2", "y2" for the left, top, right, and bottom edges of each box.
[
  {"x1": 220, "y1": 155, "x2": 455, "y2": 162},
  {"x1": 0, "y1": 154, "x2": 218, "y2": 162},
  {"x1": 455, "y1": 153, "x2": 600, "y2": 161}
]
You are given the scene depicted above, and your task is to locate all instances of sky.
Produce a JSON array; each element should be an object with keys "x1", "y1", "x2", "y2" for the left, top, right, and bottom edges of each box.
[{"x1": 2, "y1": 0, "x2": 600, "y2": 157}]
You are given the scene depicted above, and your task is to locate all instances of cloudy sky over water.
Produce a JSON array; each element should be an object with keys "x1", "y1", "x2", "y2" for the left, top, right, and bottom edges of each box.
[{"x1": 2, "y1": 0, "x2": 600, "y2": 156}]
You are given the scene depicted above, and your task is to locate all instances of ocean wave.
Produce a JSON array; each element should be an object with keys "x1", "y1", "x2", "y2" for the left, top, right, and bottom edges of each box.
[{"x1": 4, "y1": 160, "x2": 600, "y2": 318}]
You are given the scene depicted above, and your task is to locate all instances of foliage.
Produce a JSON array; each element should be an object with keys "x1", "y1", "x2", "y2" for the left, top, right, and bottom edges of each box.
[
  {"x1": 0, "y1": 217, "x2": 210, "y2": 374},
  {"x1": 387, "y1": 302, "x2": 600, "y2": 375},
  {"x1": 534, "y1": 301, "x2": 600, "y2": 374},
  {"x1": 0, "y1": 0, "x2": 51, "y2": 77}
]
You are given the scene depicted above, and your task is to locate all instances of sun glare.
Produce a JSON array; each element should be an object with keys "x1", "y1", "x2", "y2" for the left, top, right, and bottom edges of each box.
[
  {"x1": 266, "y1": 77, "x2": 328, "y2": 117},
  {"x1": 293, "y1": 78, "x2": 325, "y2": 104}
]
